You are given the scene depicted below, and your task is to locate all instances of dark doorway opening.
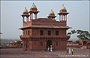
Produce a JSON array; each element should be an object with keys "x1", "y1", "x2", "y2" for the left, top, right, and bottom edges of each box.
[
  {"x1": 83, "y1": 41, "x2": 87, "y2": 46},
  {"x1": 47, "y1": 40, "x2": 52, "y2": 48}
]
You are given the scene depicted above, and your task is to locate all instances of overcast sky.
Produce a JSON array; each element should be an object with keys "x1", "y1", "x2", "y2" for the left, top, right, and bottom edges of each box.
[{"x1": 1, "y1": 1, "x2": 89, "y2": 40}]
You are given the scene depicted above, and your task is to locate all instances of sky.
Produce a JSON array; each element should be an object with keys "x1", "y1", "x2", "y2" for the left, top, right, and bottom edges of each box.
[{"x1": 1, "y1": 1, "x2": 90, "y2": 41}]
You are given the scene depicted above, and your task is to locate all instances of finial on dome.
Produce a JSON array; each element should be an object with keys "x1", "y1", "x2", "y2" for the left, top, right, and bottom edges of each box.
[
  {"x1": 49, "y1": 9, "x2": 54, "y2": 14},
  {"x1": 60, "y1": 4, "x2": 66, "y2": 10},
  {"x1": 23, "y1": 7, "x2": 28, "y2": 12},
  {"x1": 25, "y1": 7, "x2": 26, "y2": 9},
  {"x1": 62, "y1": 4, "x2": 64, "y2": 6},
  {"x1": 30, "y1": 3, "x2": 37, "y2": 9}
]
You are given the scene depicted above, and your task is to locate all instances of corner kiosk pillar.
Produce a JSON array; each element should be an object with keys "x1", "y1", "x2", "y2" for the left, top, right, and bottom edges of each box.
[
  {"x1": 66, "y1": 15, "x2": 67, "y2": 21},
  {"x1": 58, "y1": 4, "x2": 69, "y2": 21},
  {"x1": 62, "y1": 15, "x2": 63, "y2": 21},
  {"x1": 21, "y1": 7, "x2": 29, "y2": 22},
  {"x1": 27, "y1": 16, "x2": 29, "y2": 22},
  {"x1": 30, "y1": 12, "x2": 33, "y2": 19},
  {"x1": 48, "y1": 9, "x2": 56, "y2": 20},
  {"x1": 23, "y1": 16, "x2": 24, "y2": 22},
  {"x1": 29, "y1": 3, "x2": 39, "y2": 20},
  {"x1": 35, "y1": 13, "x2": 37, "y2": 19}
]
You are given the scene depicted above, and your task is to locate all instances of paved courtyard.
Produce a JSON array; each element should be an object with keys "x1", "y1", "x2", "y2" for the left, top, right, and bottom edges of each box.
[{"x1": 0, "y1": 48, "x2": 90, "y2": 58}]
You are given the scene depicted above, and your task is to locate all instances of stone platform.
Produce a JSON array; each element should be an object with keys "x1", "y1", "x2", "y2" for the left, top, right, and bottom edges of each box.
[{"x1": 1, "y1": 48, "x2": 90, "y2": 58}]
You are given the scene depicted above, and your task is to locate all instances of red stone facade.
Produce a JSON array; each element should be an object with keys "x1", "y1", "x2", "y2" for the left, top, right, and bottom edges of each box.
[{"x1": 20, "y1": 3, "x2": 71, "y2": 51}]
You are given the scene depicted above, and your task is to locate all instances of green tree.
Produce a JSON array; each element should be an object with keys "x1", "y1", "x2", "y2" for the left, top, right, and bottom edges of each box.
[{"x1": 67, "y1": 30, "x2": 90, "y2": 40}]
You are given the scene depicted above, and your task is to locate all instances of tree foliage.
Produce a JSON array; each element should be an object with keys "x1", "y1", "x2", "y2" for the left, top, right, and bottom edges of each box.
[{"x1": 67, "y1": 30, "x2": 90, "y2": 40}]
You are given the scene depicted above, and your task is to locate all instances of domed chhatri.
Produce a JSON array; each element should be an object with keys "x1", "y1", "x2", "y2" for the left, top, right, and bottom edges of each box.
[
  {"x1": 60, "y1": 4, "x2": 66, "y2": 10},
  {"x1": 29, "y1": 3, "x2": 39, "y2": 19},
  {"x1": 22, "y1": 7, "x2": 29, "y2": 15},
  {"x1": 58, "y1": 4, "x2": 69, "y2": 21},
  {"x1": 30, "y1": 3, "x2": 37, "y2": 9},
  {"x1": 23, "y1": 7, "x2": 28, "y2": 12},
  {"x1": 30, "y1": 3, "x2": 37, "y2": 11},
  {"x1": 59, "y1": 4, "x2": 68, "y2": 13},
  {"x1": 48, "y1": 9, "x2": 56, "y2": 19},
  {"x1": 21, "y1": 7, "x2": 29, "y2": 22},
  {"x1": 49, "y1": 9, "x2": 54, "y2": 14}
]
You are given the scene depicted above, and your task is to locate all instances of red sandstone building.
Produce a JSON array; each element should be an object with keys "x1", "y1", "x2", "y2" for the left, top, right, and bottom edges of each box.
[{"x1": 20, "y1": 3, "x2": 71, "y2": 51}]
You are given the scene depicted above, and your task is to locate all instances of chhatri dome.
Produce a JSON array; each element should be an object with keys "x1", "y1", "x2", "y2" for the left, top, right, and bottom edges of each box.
[
  {"x1": 22, "y1": 7, "x2": 29, "y2": 16},
  {"x1": 48, "y1": 9, "x2": 56, "y2": 19},
  {"x1": 60, "y1": 4, "x2": 66, "y2": 10},
  {"x1": 30, "y1": 3, "x2": 37, "y2": 9},
  {"x1": 49, "y1": 9, "x2": 54, "y2": 14},
  {"x1": 23, "y1": 7, "x2": 28, "y2": 12}
]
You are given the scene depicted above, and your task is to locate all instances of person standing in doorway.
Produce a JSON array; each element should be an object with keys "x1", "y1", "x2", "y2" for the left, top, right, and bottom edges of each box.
[
  {"x1": 48, "y1": 46, "x2": 49, "y2": 51},
  {"x1": 50, "y1": 45, "x2": 52, "y2": 52},
  {"x1": 72, "y1": 48, "x2": 73, "y2": 55}
]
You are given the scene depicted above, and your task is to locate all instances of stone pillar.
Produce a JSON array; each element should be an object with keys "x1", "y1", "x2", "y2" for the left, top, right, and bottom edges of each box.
[
  {"x1": 59, "y1": 16, "x2": 60, "y2": 21},
  {"x1": 32, "y1": 13, "x2": 33, "y2": 19},
  {"x1": 28, "y1": 17, "x2": 29, "y2": 22},
  {"x1": 64, "y1": 15, "x2": 65, "y2": 21},
  {"x1": 30, "y1": 13, "x2": 33, "y2": 19},
  {"x1": 23, "y1": 16, "x2": 24, "y2": 22},
  {"x1": 66, "y1": 15, "x2": 67, "y2": 21},
  {"x1": 30, "y1": 13, "x2": 32, "y2": 19},
  {"x1": 35, "y1": 14, "x2": 37, "y2": 19},
  {"x1": 62, "y1": 15, "x2": 63, "y2": 21}
]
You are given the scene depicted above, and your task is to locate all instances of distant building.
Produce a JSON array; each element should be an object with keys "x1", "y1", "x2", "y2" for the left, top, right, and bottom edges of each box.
[
  {"x1": 14, "y1": 41, "x2": 22, "y2": 47},
  {"x1": 20, "y1": 3, "x2": 71, "y2": 51},
  {"x1": 75, "y1": 39, "x2": 90, "y2": 49},
  {"x1": 8, "y1": 41, "x2": 22, "y2": 48}
]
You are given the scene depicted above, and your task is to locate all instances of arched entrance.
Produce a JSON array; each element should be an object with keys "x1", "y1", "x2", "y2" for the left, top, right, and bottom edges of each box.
[
  {"x1": 87, "y1": 43, "x2": 90, "y2": 49},
  {"x1": 47, "y1": 40, "x2": 52, "y2": 48},
  {"x1": 83, "y1": 41, "x2": 87, "y2": 46}
]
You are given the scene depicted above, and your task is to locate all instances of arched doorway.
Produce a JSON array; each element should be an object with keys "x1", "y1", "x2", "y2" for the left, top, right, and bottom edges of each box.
[
  {"x1": 87, "y1": 43, "x2": 90, "y2": 49},
  {"x1": 47, "y1": 40, "x2": 52, "y2": 48},
  {"x1": 83, "y1": 41, "x2": 87, "y2": 46}
]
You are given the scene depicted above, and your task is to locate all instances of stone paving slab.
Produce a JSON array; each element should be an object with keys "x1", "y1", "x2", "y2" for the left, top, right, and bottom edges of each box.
[{"x1": 0, "y1": 48, "x2": 90, "y2": 58}]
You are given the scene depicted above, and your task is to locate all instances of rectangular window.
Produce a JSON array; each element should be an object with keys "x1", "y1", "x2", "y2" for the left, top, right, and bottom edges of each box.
[
  {"x1": 48, "y1": 31, "x2": 51, "y2": 35},
  {"x1": 56, "y1": 31, "x2": 59, "y2": 35},
  {"x1": 40, "y1": 30, "x2": 43, "y2": 35}
]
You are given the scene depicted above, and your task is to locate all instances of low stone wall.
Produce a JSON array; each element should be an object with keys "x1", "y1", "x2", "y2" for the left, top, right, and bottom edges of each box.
[
  {"x1": 67, "y1": 45, "x2": 82, "y2": 48},
  {"x1": 1, "y1": 47, "x2": 22, "y2": 49}
]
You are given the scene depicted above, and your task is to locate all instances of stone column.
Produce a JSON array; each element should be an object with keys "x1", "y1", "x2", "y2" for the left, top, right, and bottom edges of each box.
[
  {"x1": 27, "y1": 17, "x2": 29, "y2": 22},
  {"x1": 59, "y1": 15, "x2": 60, "y2": 21},
  {"x1": 35, "y1": 14, "x2": 37, "y2": 19},
  {"x1": 23, "y1": 16, "x2": 24, "y2": 22},
  {"x1": 30, "y1": 13, "x2": 32, "y2": 19},
  {"x1": 66, "y1": 15, "x2": 67, "y2": 21},
  {"x1": 64, "y1": 15, "x2": 65, "y2": 21},
  {"x1": 30, "y1": 13, "x2": 33, "y2": 19},
  {"x1": 32, "y1": 13, "x2": 33, "y2": 19},
  {"x1": 62, "y1": 15, "x2": 63, "y2": 21}
]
